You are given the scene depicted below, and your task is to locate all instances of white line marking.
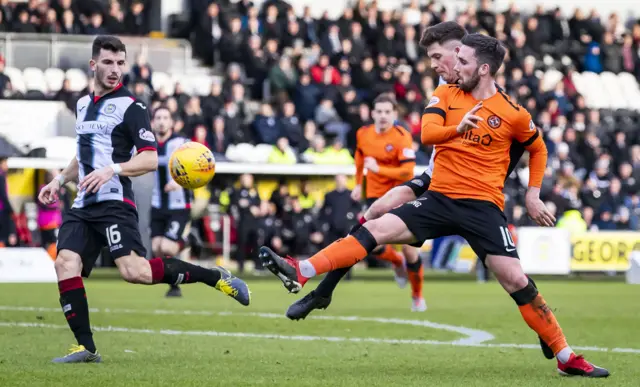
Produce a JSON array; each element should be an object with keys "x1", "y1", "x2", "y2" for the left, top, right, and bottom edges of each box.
[
  {"x1": 0, "y1": 305, "x2": 494, "y2": 345},
  {"x1": 1, "y1": 321, "x2": 639, "y2": 354}
]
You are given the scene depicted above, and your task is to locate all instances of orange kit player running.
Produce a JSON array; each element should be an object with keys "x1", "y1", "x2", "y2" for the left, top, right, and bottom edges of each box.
[
  {"x1": 258, "y1": 33, "x2": 608, "y2": 378},
  {"x1": 349, "y1": 94, "x2": 423, "y2": 305}
]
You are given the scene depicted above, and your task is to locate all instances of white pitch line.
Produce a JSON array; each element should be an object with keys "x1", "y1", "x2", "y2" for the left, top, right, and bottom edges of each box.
[
  {"x1": 0, "y1": 305, "x2": 494, "y2": 345},
  {"x1": 1, "y1": 321, "x2": 639, "y2": 354}
]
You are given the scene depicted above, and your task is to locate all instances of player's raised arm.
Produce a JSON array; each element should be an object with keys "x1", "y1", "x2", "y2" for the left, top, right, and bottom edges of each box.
[
  {"x1": 514, "y1": 112, "x2": 554, "y2": 227},
  {"x1": 420, "y1": 86, "x2": 460, "y2": 145}
]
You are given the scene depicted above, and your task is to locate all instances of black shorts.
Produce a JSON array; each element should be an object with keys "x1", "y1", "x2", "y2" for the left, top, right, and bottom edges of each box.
[
  {"x1": 389, "y1": 190, "x2": 518, "y2": 261},
  {"x1": 40, "y1": 229, "x2": 57, "y2": 246},
  {"x1": 57, "y1": 201, "x2": 146, "y2": 277},
  {"x1": 399, "y1": 171, "x2": 431, "y2": 197},
  {"x1": 150, "y1": 208, "x2": 191, "y2": 242}
]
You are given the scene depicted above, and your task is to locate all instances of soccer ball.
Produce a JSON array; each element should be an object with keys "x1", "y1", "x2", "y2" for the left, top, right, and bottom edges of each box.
[{"x1": 169, "y1": 142, "x2": 216, "y2": 189}]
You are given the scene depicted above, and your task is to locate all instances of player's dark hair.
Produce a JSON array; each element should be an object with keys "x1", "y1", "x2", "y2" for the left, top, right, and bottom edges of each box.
[
  {"x1": 152, "y1": 105, "x2": 171, "y2": 119},
  {"x1": 373, "y1": 93, "x2": 397, "y2": 110},
  {"x1": 419, "y1": 21, "x2": 467, "y2": 48},
  {"x1": 461, "y1": 33, "x2": 506, "y2": 76},
  {"x1": 92, "y1": 35, "x2": 126, "y2": 58}
]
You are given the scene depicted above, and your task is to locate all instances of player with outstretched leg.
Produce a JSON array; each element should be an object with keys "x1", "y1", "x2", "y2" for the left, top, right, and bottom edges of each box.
[{"x1": 259, "y1": 33, "x2": 608, "y2": 378}]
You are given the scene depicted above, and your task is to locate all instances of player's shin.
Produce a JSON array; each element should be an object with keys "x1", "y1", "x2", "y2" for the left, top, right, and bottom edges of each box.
[
  {"x1": 299, "y1": 227, "x2": 378, "y2": 278},
  {"x1": 315, "y1": 267, "x2": 352, "y2": 297},
  {"x1": 510, "y1": 277, "x2": 573, "y2": 363},
  {"x1": 405, "y1": 251, "x2": 424, "y2": 298},
  {"x1": 58, "y1": 277, "x2": 96, "y2": 353},
  {"x1": 148, "y1": 257, "x2": 221, "y2": 287}
]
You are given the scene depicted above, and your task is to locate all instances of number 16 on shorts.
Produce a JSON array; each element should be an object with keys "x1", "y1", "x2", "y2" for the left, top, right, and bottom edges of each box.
[
  {"x1": 500, "y1": 226, "x2": 516, "y2": 252},
  {"x1": 106, "y1": 224, "x2": 123, "y2": 252}
]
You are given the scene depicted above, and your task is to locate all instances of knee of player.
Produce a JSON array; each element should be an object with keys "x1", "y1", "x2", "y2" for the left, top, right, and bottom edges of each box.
[
  {"x1": 160, "y1": 240, "x2": 180, "y2": 257},
  {"x1": 365, "y1": 202, "x2": 383, "y2": 220},
  {"x1": 361, "y1": 218, "x2": 387, "y2": 245},
  {"x1": 54, "y1": 250, "x2": 82, "y2": 275}
]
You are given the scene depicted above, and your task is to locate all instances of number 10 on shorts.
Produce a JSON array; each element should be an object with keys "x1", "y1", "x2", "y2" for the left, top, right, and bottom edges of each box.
[
  {"x1": 106, "y1": 224, "x2": 123, "y2": 251},
  {"x1": 500, "y1": 226, "x2": 516, "y2": 252}
]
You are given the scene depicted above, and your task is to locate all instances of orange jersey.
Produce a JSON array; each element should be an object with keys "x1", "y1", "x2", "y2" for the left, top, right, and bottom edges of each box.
[
  {"x1": 355, "y1": 124, "x2": 416, "y2": 199},
  {"x1": 421, "y1": 84, "x2": 547, "y2": 210}
]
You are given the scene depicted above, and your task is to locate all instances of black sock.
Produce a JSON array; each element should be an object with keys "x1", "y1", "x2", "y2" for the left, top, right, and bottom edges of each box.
[
  {"x1": 315, "y1": 267, "x2": 351, "y2": 297},
  {"x1": 58, "y1": 277, "x2": 96, "y2": 353},
  {"x1": 406, "y1": 258, "x2": 422, "y2": 272},
  {"x1": 150, "y1": 257, "x2": 221, "y2": 287}
]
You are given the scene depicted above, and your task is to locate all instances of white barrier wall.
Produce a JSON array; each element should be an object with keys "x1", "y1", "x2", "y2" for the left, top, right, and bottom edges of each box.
[
  {"x1": 0, "y1": 100, "x2": 69, "y2": 150},
  {"x1": 0, "y1": 247, "x2": 57, "y2": 283},
  {"x1": 517, "y1": 227, "x2": 572, "y2": 275}
]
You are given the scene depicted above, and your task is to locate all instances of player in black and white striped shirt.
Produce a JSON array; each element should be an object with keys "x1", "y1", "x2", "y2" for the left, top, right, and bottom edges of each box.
[
  {"x1": 38, "y1": 35, "x2": 250, "y2": 364},
  {"x1": 149, "y1": 106, "x2": 194, "y2": 297}
]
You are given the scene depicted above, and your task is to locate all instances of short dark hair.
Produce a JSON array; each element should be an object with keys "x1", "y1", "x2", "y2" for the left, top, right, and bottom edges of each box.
[
  {"x1": 152, "y1": 105, "x2": 171, "y2": 119},
  {"x1": 92, "y1": 35, "x2": 126, "y2": 58},
  {"x1": 373, "y1": 93, "x2": 397, "y2": 110},
  {"x1": 419, "y1": 21, "x2": 467, "y2": 49},
  {"x1": 460, "y1": 33, "x2": 506, "y2": 76}
]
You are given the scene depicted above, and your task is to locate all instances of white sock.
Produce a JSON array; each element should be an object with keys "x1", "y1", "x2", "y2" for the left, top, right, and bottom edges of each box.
[
  {"x1": 299, "y1": 260, "x2": 316, "y2": 278},
  {"x1": 556, "y1": 346, "x2": 574, "y2": 364}
]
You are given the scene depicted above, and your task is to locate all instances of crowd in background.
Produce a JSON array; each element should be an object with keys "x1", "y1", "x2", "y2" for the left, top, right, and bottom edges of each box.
[
  {"x1": 0, "y1": 0, "x2": 639, "y2": 260},
  {"x1": 183, "y1": 0, "x2": 640, "y2": 234},
  {"x1": 0, "y1": 0, "x2": 151, "y2": 36}
]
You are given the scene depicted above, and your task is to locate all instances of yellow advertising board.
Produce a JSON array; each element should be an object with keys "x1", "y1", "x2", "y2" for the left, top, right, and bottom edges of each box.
[{"x1": 571, "y1": 231, "x2": 640, "y2": 272}]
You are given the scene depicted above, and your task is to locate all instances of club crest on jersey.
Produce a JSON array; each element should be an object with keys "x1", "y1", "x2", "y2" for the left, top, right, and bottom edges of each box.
[
  {"x1": 529, "y1": 119, "x2": 536, "y2": 131},
  {"x1": 385, "y1": 144, "x2": 394, "y2": 152},
  {"x1": 139, "y1": 129, "x2": 155, "y2": 142},
  {"x1": 104, "y1": 104, "x2": 116, "y2": 114},
  {"x1": 427, "y1": 96, "x2": 440, "y2": 108},
  {"x1": 487, "y1": 115, "x2": 501, "y2": 129}
]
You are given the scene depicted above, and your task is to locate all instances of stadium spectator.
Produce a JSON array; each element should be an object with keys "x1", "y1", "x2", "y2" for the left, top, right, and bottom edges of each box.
[{"x1": 268, "y1": 136, "x2": 297, "y2": 164}]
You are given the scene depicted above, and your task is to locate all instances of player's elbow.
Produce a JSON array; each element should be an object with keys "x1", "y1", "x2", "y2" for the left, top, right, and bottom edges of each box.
[
  {"x1": 421, "y1": 126, "x2": 440, "y2": 146},
  {"x1": 527, "y1": 140, "x2": 548, "y2": 158},
  {"x1": 420, "y1": 128, "x2": 432, "y2": 145}
]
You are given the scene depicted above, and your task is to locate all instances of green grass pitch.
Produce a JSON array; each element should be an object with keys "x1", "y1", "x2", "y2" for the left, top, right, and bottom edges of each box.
[{"x1": 0, "y1": 271, "x2": 637, "y2": 386}]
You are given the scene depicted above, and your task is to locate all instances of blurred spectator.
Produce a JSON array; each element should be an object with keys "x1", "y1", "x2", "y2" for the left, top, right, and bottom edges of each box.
[
  {"x1": 211, "y1": 116, "x2": 231, "y2": 156},
  {"x1": 302, "y1": 134, "x2": 330, "y2": 164},
  {"x1": 280, "y1": 101, "x2": 303, "y2": 148},
  {"x1": 268, "y1": 55, "x2": 298, "y2": 102},
  {"x1": 268, "y1": 137, "x2": 297, "y2": 164},
  {"x1": 124, "y1": 1, "x2": 147, "y2": 35},
  {"x1": 220, "y1": 16, "x2": 246, "y2": 66},
  {"x1": 253, "y1": 103, "x2": 282, "y2": 144},
  {"x1": 294, "y1": 72, "x2": 321, "y2": 122}
]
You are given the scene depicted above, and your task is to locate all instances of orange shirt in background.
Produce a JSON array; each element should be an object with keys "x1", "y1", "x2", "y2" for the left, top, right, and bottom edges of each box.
[{"x1": 355, "y1": 124, "x2": 416, "y2": 199}]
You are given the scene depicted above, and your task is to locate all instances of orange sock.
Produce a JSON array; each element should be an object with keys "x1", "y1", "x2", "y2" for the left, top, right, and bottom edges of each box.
[
  {"x1": 47, "y1": 243, "x2": 57, "y2": 260},
  {"x1": 307, "y1": 235, "x2": 369, "y2": 275},
  {"x1": 408, "y1": 265, "x2": 424, "y2": 298},
  {"x1": 376, "y1": 245, "x2": 404, "y2": 267},
  {"x1": 518, "y1": 294, "x2": 568, "y2": 354}
]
